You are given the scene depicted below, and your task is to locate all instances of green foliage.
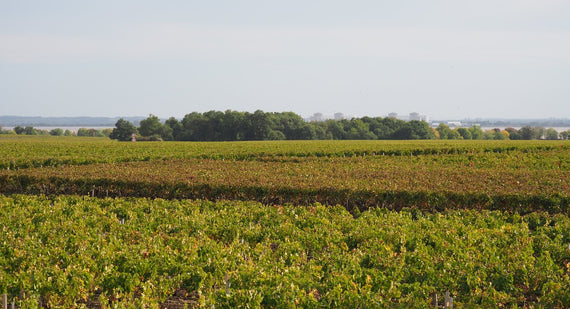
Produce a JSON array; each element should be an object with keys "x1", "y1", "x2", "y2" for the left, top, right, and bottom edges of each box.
[
  {"x1": 49, "y1": 128, "x2": 64, "y2": 136},
  {"x1": 456, "y1": 127, "x2": 472, "y2": 140},
  {"x1": 0, "y1": 137, "x2": 569, "y2": 307},
  {"x1": 138, "y1": 114, "x2": 164, "y2": 138},
  {"x1": 1, "y1": 139, "x2": 568, "y2": 215},
  {"x1": 436, "y1": 123, "x2": 459, "y2": 140},
  {"x1": 77, "y1": 128, "x2": 106, "y2": 137},
  {"x1": 109, "y1": 118, "x2": 137, "y2": 141},
  {"x1": 133, "y1": 110, "x2": 440, "y2": 141},
  {"x1": 0, "y1": 196, "x2": 569, "y2": 307},
  {"x1": 115, "y1": 110, "x2": 566, "y2": 141},
  {"x1": 545, "y1": 128, "x2": 560, "y2": 140}
]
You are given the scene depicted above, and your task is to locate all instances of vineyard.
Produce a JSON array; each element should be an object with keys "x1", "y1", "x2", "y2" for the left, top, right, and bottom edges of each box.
[{"x1": 1, "y1": 136, "x2": 569, "y2": 308}]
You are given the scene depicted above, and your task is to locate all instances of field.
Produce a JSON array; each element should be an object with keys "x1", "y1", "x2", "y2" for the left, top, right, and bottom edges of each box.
[{"x1": 1, "y1": 136, "x2": 569, "y2": 308}]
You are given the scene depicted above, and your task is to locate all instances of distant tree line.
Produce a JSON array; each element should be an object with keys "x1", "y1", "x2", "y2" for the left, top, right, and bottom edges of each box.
[
  {"x1": 0, "y1": 126, "x2": 112, "y2": 137},
  {"x1": 107, "y1": 110, "x2": 570, "y2": 142}
]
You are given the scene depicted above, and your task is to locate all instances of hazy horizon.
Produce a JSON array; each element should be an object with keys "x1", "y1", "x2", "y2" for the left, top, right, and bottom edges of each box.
[{"x1": 2, "y1": 1, "x2": 569, "y2": 119}]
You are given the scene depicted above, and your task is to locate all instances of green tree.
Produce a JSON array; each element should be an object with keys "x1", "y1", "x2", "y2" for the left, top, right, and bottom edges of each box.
[
  {"x1": 391, "y1": 121, "x2": 435, "y2": 140},
  {"x1": 322, "y1": 119, "x2": 346, "y2": 140},
  {"x1": 158, "y1": 125, "x2": 173, "y2": 141},
  {"x1": 164, "y1": 117, "x2": 183, "y2": 141},
  {"x1": 247, "y1": 110, "x2": 272, "y2": 140},
  {"x1": 139, "y1": 114, "x2": 163, "y2": 138},
  {"x1": 456, "y1": 127, "x2": 472, "y2": 140},
  {"x1": 519, "y1": 126, "x2": 532, "y2": 140},
  {"x1": 77, "y1": 128, "x2": 90, "y2": 136},
  {"x1": 313, "y1": 124, "x2": 332, "y2": 139},
  {"x1": 375, "y1": 117, "x2": 406, "y2": 139},
  {"x1": 409, "y1": 120, "x2": 436, "y2": 139},
  {"x1": 14, "y1": 126, "x2": 25, "y2": 135},
  {"x1": 267, "y1": 130, "x2": 286, "y2": 140},
  {"x1": 298, "y1": 124, "x2": 317, "y2": 140},
  {"x1": 24, "y1": 126, "x2": 38, "y2": 135},
  {"x1": 468, "y1": 125, "x2": 484, "y2": 140},
  {"x1": 181, "y1": 112, "x2": 206, "y2": 141},
  {"x1": 202, "y1": 110, "x2": 225, "y2": 141},
  {"x1": 272, "y1": 112, "x2": 308, "y2": 140},
  {"x1": 518, "y1": 126, "x2": 545, "y2": 140},
  {"x1": 221, "y1": 110, "x2": 247, "y2": 141},
  {"x1": 100, "y1": 128, "x2": 113, "y2": 137},
  {"x1": 494, "y1": 130, "x2": 508, "y2": 140},
  {"x1": 545, "y1": 128, "x2": 559, "y2": 140},
  {"x1": 534, "y1": 127, "x2": 545, "y2": 139},
  {"x1": 436, "y1": 123, "x2": 460, "y2": 139},
  {"x1": 50, "y1": 128, "x2": 64, "y2": 136},
  {"x1": 78, "y1": 128, "x2": 106, "y2": 137},
  {"x1": 505, "y1": 127, "x2": 521, "y2": 140},
  {"x1": 345, "y1": 119, "x2": 376, "y2": 140},
  {"x1": 483, "y1": 129, "x2": 508, "y2": 140},
  {"x1": 109, "y1": 119, "x2": 137, "y2": 141}
]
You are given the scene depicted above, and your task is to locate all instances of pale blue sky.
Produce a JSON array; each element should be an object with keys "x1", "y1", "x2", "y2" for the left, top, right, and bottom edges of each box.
[{"x1": 1, "y1": 0, "x2": 569, "y2": 120}]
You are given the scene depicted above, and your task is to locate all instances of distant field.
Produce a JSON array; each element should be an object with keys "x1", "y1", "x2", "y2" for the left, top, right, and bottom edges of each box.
[
  {"x1": 0, "y1": 136, "x2": 569, "y2": 307},
  {"x1": 1, "y1": 137, "x2": 568, "y2": 213}
]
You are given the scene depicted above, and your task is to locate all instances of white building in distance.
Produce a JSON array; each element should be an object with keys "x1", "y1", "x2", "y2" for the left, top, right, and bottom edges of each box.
[{"x1": 388, "y1": 112, "x2": 430, "y2": 122}]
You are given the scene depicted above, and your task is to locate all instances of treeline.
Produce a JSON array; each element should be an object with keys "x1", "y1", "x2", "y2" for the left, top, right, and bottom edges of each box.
[
  {"x1": 109, "y1": 110, "x2": 570, "y2": 141},
  {"x1": 0, "y1": 126, "x2": 112, "y2": 137},
  {"x1": 3, "y1": 111, "x2": 569, "y2": 141},
  {"x1": 109, "y1": 111, "x2": 435, "y2": 141}
]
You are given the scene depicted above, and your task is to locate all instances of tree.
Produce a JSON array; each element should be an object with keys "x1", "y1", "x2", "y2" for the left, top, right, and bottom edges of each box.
[
  {"x1": 298, "y1": 124, "x2": 317, "y2": 140},
  {"x1": 247, "y1": 110, "x2": 272, "y2": 140},
  {"x1": 391, "y1": 121, "x2": 435, "y2": 140},
  {"x1": 560, "y1": 130, "x2": 570, "y2": 140},
  {"x1": 77, "y1": 128, "x2": 90, "y2": 137},
  {"x1": 139, "y1": 114, "x2": 163, "y2": 138},
  {"x1": 158, "y1": 125, "x2": 173, "y2": 141},
  {"x1": 13, "y1": 126, "x2": 25, "y2": 135},
  {"x1": 202, "y1": 110, "x2": 225, "y2": 141},
  {"x1": 109, "y1": 118, "x2": 137, "y2": 141},
  {"x1": 375, "y1": 117, "x2": 406, "y2": 139},
  {"x1": 267, "y1": 130, "x2": 286, "y2": 140},
  {"x1": 505, "y1": 127, "x2": 521, "y2": 140},
  {"x1": 100, "y1": 128, "x2": 113, "y2": 137},
  {"x1": 78, "y1": 128, "x2": 106, "y2": 137},
  {"x1": 313, "y1": 124, "x2": 332, "y2": 140},
  {"x1": 164, "y1": 117, "x2": 183, "y2": 141},
  {"x1": 345, "y1": 119, "x2": 376, "y2": 140},
  {"x1": 436, "y1": 124, "x2": 460, "y2": 139},
  {"x1": 545, "y1": 128, "x2": 559, "y2": 140},
  {"x1": 181, "y1": 112, "x2": 206, "y2": 141},
  {"x1": 24, "y1": 126, "x2": 38, "y2": 135},
  {"x1": 468, "y1": 126, "x2": 484, "y2": 140},
  {"x1": 221, "y1": 110, "x2": 247, "y2": 141},
  {"x1": 272, "y1": 112, "x2": 308, "y2": 140},
  {"x1": 534, "y1": 127, "x2": 545, "y2": 140},
  {"x1": 409, "y1": 120, "x2": 436, "y2": 139},
  {"x1": 50, "y1": 128, "x2": 64, "y2": 136},
  {"x1": 519, "y1": 126, "x2": 544, "y2": 140},
  {"x1": 498, "y1": 130, "x2": 510, "y2": 140},
  {"x1": 482, "y1": 128, "x2": 508, "y2": 140},
  {"x1": 456, "y1": 127, "x2": 472, "y2": 140},
  {"x1": 322, "y1": 119, "x2": 346, "y2": 140}
]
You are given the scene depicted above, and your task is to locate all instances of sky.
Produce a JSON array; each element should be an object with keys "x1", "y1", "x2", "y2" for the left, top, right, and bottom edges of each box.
[{"x1": 1, "y1": 0, "x2": 570, "y2": 120}]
